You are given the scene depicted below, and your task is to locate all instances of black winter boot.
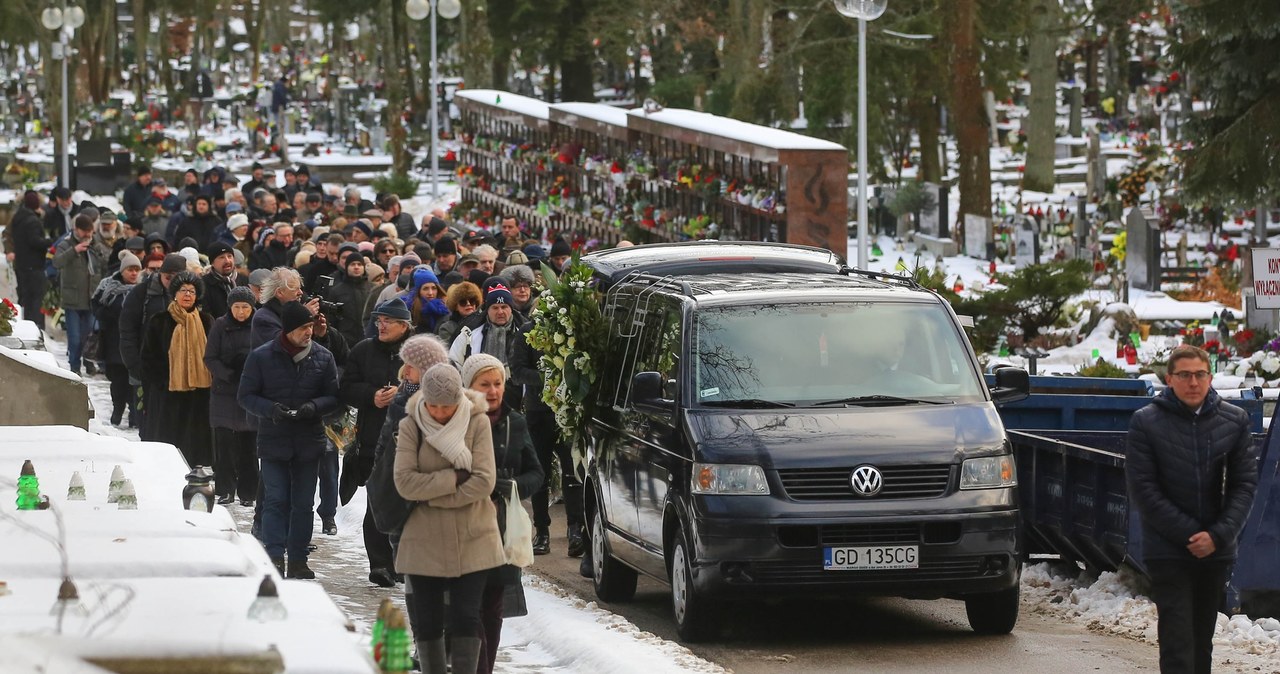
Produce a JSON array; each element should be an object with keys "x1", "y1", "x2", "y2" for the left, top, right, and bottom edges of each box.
[{"x1": 450, "y1": 636, "x2": 482, "y2": 674}]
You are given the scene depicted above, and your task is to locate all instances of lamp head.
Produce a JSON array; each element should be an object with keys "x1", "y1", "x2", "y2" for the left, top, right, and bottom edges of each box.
[
  {"x1": 405, "y1": 0, "x2": 430, "y2": 21},
  {"x1": 41, "y1": 7, "x2": 63, "y2": 30},
  {"x1": 833, "y1": 0, "x2": 888, "y2": 20},
  {"x1": 65, "y1": 4, "x2": 86, "y2": 29},
  {"x1": 437, "y1": 0, "x2": 462, "y2": 20}
]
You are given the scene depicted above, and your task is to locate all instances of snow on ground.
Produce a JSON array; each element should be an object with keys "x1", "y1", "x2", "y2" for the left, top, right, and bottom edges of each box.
[{"x1": 1023, "y1": 563, "x2": 1280, "y2": 673}]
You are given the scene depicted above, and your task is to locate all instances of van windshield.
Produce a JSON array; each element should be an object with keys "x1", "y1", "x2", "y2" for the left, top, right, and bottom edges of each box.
[{"x1": 692, "y1": 302, "x2": 986, "y2": 406}]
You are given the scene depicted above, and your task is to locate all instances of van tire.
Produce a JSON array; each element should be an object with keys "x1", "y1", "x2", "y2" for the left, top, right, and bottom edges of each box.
[
  {"x1": 964, "y1": 585, "x2": 1020, "y2": 634},
  {"x1": 670, "y1": 528, "x2": 715, "y2": 642},
  {"x1": 591, "y1": 508, "x2": 637, "y2": 602}
]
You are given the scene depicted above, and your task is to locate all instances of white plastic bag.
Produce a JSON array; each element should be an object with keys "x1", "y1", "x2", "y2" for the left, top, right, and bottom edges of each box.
[{"x1": 503, "y1": 482, "x2": 535, "y2": 568}]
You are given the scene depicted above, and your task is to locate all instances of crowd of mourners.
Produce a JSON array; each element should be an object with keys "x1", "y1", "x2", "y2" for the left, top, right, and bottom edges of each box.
[{"x1": 3, "y1": 163, "x2": 602, "y2": 674}]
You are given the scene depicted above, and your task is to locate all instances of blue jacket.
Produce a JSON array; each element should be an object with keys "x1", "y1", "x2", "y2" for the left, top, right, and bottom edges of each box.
[
  {"x1": 1126, "y1": 387, "x2": 1258, "y2": 562},
  {"x1": 237, "y1": 336, "x2": 341, "y2": 461}
]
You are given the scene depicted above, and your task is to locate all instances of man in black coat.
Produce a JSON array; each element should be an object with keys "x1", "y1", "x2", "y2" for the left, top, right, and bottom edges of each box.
[
  {"x1": 1126, "y1": 345, "x2": 1258, "y2": 674},
  {"x1": 201, "y1": 241, "x2": 248, "y2": 319},
  {"x1": 122, "y1": 166, "x2": 153, "y2": 224},
  {"x1": 339, "y1": 296, "x2": 413, "y2": 587},
  {"x1": 239, "y1": 301, "x2": 341, "y2": 580},
  {"x1": 43, "y1": 186, "x2": 77, "y2": 239},
  {"x1": 172, "y1": 194, "x2": 222, "y2": 251},
  {"x1": 8, "y1": 191, "x2": 51, "y2": 330}
]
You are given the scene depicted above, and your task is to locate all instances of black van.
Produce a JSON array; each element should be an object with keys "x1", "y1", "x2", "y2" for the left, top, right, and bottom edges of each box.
[{"x1": 582, "y1": 263, "x2": 1029, "y2": 642}]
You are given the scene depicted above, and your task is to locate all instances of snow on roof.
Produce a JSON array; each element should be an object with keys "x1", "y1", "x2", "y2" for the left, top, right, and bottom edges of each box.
[
  {"x1": 551, "y1": 102, "x2": 630, "y2": 128},
  {"x1": 628, "y1": 107, "x2": 847, "y2": 152},
  {"x1": 455, "y1": 89, "x2": 550, "y2": 120}
]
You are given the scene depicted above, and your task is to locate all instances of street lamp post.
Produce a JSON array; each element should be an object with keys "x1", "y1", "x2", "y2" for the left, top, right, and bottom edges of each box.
[
  {"x1": 41, "y1": 1, "x2": 85, "y2": 189},
  {"x1": 406, "y1": 0, "x2": 461, "y2": 198},
  {"x1": 833, "y1": 0, "x2": 887, "y2": 270}
]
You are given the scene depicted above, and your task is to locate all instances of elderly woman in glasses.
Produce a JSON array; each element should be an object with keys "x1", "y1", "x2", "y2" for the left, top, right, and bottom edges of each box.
[
  {"x1": 139, "y1": 270, "x2": 215, "y2": 468},
  {"x1": 435, "y1": 281, "x2": 483, "y2": 347}
]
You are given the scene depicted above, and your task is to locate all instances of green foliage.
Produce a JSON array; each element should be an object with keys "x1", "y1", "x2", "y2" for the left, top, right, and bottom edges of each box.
[
  {"x1": 916, "y1": 260, "x2": 1093, "y2": 352},
  {"x1": 1076, "y1": 357, "x2": 1130, "y2": 378},
  {"x1": 649, "y1": 74, "x2": 702, "y2": 109},
  {"x1": 1173, "y1": 0, "x2": 1280, "y2": 201},
  {"x1": 371, "y1": 172, "x2": 419, "y2": 199},
  {"x1": 887, "y1": 180, "x2": 937, "y2": 218}
]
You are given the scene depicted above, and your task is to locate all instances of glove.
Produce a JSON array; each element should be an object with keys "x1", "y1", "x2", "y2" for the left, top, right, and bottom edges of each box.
[
  {"x1": 271, "y1": 403, "x2": 292, "y2": 423},
  {"x1": 295, "y1": 401, "x2": 317, "y2": 420},
  {"x1": 454, "y1": 469, "x2": 472, "y2": 486},
  {"x1": 493, "y1": 477, "x2": 514, "y2": 498}
]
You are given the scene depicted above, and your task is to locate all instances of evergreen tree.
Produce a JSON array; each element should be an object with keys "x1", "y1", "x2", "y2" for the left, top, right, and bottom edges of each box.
[{"x1": 1173, "y1": 0, "x2": 1280, "y2": 202}]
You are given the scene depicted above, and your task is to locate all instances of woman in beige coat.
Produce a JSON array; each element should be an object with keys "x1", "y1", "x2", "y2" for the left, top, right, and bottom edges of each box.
[{"x1": 395, "y1": 363, "x2": 505, "y2": 674}]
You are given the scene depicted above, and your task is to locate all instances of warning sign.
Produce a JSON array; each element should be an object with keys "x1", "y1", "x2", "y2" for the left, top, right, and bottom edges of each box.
[{"x1": 1250, "y1": 248, "x2": 1280, "y2": 309}]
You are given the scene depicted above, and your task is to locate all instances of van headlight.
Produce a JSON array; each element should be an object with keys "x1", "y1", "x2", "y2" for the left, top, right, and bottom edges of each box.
[
  {"x1": 959, "y1": 455, "x2": 1017, "y2": 489},
  {"x1": 692, "y1": 463, "x2": 770, "y2": 495}
]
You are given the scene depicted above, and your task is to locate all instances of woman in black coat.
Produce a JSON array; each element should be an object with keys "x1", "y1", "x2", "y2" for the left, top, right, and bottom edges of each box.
[
  {"x1": 204, "y1": 286, "x2": 259, "y2": 505},
  {"x1": 139, "y1": 271, "x2": 214, "y2": 469},
  {"x1": 91, "y1": 252, "x2": 142, "y2": 426},
  {"x1": 462, "y1": 354, "x2": 543, "y2": 674}
]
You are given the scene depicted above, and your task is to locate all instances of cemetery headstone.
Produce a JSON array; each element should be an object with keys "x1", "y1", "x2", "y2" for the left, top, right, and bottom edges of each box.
[
  {"x1": 965, "y1": 214, "x2": 990, "y2": 260},
  {"x1": 1126, "y1": 206, "x2": 1160, "y2": 291},
  {"x1": 1014, "y1": 216, "x2": 1040, "y2": 269}
]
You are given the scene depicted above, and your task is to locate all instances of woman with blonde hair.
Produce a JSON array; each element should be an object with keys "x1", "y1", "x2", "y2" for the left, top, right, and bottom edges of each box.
[
  {"x1": 395, "y1": 363, "x2": 504, "y2": 674},
  {"x1": 435, "y1": 281, "x2": 483, "y2": 346}
]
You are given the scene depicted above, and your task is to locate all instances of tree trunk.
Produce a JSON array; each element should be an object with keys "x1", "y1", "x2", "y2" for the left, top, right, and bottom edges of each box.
[
  {"x1": 1022, "y1": 0, "x2": 1060, "y2": 193},
  {"x1": 248, "y1": 0, "x2": 268, "y2": 86},
  {"x1": 459, "y1": 0, "x2": 492, "y2": 89},
  {"x1": 132, "y1": 0, "x2": 147, "y2": 100},
  {"x1": 944, "y1": 0, "x2": 991, "y2": 238},
  {"x1": 915, "y1": 95, "x2": 942, "y2": 184},
  {"x1": 383, "y1": 0, "x2": 408, "y2": 176}
]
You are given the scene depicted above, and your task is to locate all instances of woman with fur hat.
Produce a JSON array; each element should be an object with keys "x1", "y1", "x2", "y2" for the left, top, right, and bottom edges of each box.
[
  {"x1": 435, "y1": 281, "x2": 483, "y2": 347},
  {"x1": 463, "y1": 354, "x2": 542, "y2": 674},
  {"x1": 139, "y1": 270, "x2": 215, "y2": 468},
  {"x1": 395, "y1": 364, "x2": 504, "y2": 674}
]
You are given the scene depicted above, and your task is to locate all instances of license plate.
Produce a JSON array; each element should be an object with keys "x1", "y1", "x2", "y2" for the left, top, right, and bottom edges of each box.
[{"x1": 823, "y1": 545, "x2": 919, "y2": 570}]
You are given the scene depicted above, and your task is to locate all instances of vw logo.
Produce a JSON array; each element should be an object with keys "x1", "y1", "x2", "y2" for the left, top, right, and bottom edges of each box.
[{"x1": 850, "y1": 465, "x2": 883, "y2": 497}]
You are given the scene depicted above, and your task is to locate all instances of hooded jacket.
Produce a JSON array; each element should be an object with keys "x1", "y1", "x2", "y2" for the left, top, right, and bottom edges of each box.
[
  {"x1": 400, "y1": 268, "x2": 450, "y2": 335},
  {"x1": 1125, "y1": 387, "x2": 1258, "y2": 562}
]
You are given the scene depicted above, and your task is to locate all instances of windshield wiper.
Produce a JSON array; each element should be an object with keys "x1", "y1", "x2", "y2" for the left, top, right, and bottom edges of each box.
[
  {"x1": 812, "y1": 394, "x2": 951, "y2": 407},
  {"x1": 701, "y1": 398, "x2": 796, "y2": 409}
]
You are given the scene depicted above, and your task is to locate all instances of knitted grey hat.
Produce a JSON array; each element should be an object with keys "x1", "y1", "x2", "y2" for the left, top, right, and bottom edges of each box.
[
  {"x1": 400, "y1": 334, "x2": 450, "y2": 372},
  {"x1": 461, "y1": 353, "x2": 504, "y2": 388},
  {"x1": 422, "y1": 363, "x2": 462, "y2": 405}
]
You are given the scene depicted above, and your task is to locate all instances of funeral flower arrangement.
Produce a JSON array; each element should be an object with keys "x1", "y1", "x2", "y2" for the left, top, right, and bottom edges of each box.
[
  {"x1": 526, "y1": 255, "x2": 609, "y2": 466},
  {"x1": 0, "y1": 297, "x2": 16, "y2": 337}
]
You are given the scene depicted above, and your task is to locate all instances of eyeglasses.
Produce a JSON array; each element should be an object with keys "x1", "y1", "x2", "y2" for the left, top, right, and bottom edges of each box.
[
  {"x1": 511, "y1": 283, "x2": 532, "y2": 290},
  {"x1": 175, "y1": 288, "x2": 197, "y2": 296},
  {"x1": 1169, "y1": 371, "x2": 1211, "y2": 382}
]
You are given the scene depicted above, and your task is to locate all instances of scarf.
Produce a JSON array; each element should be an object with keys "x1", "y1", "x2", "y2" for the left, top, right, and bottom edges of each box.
[
  {"x1": 407, "y1": 389, "x2": 474, "y2": 471},
  {"x1": 483, "y1": 322, "x2": 511, "y2": 360},
  {"x1": 166, "y1": 301, "x2": 212, "y2": 391},
  {"x1": 279, "y1": 332, "x2": 313, "y2": 363}
]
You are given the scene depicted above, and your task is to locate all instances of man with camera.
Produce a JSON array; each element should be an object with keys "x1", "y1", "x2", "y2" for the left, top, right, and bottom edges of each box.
[
  {"x1": 339, "y1": 297, "x2": 414, "y2": 587},
  {"x1": 239, "y1": 300, "x2": 341, "y2": 579}
]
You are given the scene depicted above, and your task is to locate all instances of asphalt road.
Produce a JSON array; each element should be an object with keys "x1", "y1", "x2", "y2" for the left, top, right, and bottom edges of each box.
[{"x1": 529, "y1": 505, "x2": 1160, "y2": 674}]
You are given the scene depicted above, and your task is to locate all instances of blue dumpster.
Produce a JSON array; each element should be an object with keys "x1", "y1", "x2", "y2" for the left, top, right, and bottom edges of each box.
[
  {"x1": 1005, "y1": 417, "x2": 1278, "y2": 617},
  {"x1": 985, "y1": 374, "x2": 1266, "y2": 433}
]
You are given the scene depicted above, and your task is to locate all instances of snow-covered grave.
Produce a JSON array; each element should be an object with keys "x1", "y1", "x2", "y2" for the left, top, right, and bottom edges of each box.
[{"x1": 0, "y1": 426, "x2": 374, "y2": 673}]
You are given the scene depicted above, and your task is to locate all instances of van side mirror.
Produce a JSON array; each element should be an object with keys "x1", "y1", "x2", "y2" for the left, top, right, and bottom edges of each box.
[
  {"x1": 990, "y1": 366, "x2": 1030, "y2": 405},
  {"x1": 631, "y1": 371, "x2": 673, "y2": 417}
]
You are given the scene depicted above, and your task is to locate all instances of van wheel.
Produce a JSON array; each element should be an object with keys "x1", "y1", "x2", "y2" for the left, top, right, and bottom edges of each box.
[
  {"x1": 670, "y1": 528, "x2": 715, "y2": 642},
  {"x1": 964, "y1": 585, "x2": 1020, "y2": 634},
  {"x1": 591, "y1": 508, "x2": 637, "y2": 602}
]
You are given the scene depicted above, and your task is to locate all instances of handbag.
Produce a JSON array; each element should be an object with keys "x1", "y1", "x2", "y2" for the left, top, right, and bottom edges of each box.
[
  {"x1": 368, "y1": 444, "x2": 414, "y2": 535},
  {"x1": 502, "y1": 481, "x2": 535, "y2": 568}
]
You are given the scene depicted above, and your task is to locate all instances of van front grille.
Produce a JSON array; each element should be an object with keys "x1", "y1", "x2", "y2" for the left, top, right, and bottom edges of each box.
[{"x1": 777, "y1": 465, "x2": 952, "y2": 501}]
